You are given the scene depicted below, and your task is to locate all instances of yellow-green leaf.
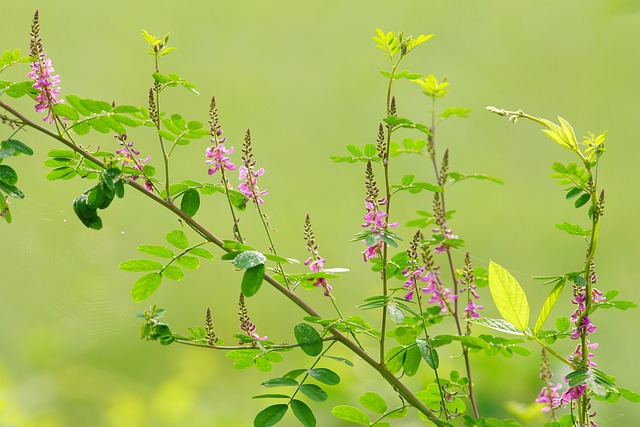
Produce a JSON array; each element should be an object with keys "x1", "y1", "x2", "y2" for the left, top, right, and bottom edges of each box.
[{"x1": 488, "y1": 261, "x2": 530, "y2": 332}]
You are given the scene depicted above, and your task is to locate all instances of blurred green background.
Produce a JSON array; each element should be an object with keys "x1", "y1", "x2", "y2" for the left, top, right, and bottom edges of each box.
[{"x1": 2, "y1": 0, "x2": 639, "y2": 426}]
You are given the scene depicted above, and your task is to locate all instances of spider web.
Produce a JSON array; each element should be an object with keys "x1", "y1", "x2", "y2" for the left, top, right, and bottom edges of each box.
[{"x1": 6, "y1": 197, "x2": 138, "y2": 341}]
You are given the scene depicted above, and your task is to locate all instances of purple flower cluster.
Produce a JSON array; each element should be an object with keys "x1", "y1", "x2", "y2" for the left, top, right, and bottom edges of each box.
[
  {"x1": 361, "y1": 197, "x2": 399, "y2": 261},
  {"x1": 535, "y1": 286, "x2": 605, "y2": 424},
  {"x1": 304, "y1": 214, "x2": 332, "y2": 296},
  {"x1": 400, "y1": 252, "x2": 456, "y2": 312},
  {"x1": 115, "y1": 137, "x2": 153, "y2": 191},
  {"x1": 304, "y1": 256, "x2": 332, "y2": 296},
  {"x1": 116, "y1": 137, "x2": 153, "y2": 191},
  {"x1": 238, "y1": 165, "x2": 268, "y2": 204},
  {"x1": 206, "y1": 143, "x2": 235, "y2": 175},
  {"x1": 29, "y1": 12, "x2": 60, "y2": 124},
  {"x1": 460, "y1": 263, "x2": 483, "y2": 318},
  {"x1": 535, "y1": 382, "x2": 562, "y2": 413}
]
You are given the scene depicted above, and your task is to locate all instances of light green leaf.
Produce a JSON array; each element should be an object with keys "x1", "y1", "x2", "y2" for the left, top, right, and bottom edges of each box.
[
  {"x1": 119, "y1": 259, "x2": 163, "y2": 272},
  {"x1": 176, "y1": 255, "x2": 199, "y2": 270},
  {"x1": 558, "y1": 117, "x2": 578, "y2": 150},
  {"x1": 359, "y1": 392, "x2": 387, "y2": 414},
  {"x1": 331, "y1": 405, "x2": 370, "y2": 424},
  {"x1": 162, "y1": 265, "x2": 184, "y2": 280},
  {"x1": 533, "y1": 278, "x2": 566, "y2": 334},
  {"x1": 488, "y1": 261, "x2": 530, "y2": 331},
  {"x1": 131, "y1": 272, "x2": 162, "y2": 301},
  {"x1": 137, "y1": 245, "x2": 174, "y2": 258},
  {"x1": 166, "y1": 229, "x2": 189, "y2": 249},
  {"x1": 189, "y1": 247, "x2": 215, "y2": 259}
]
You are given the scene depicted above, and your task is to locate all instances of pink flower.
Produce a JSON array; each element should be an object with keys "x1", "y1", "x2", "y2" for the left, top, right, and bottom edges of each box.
[
  {"x1": 205, "y1": 141, "x2": 236, "y2": 175},
  {"x1": 116, "y1": 137, "x2": 152, "y2": 191},
  {"x1": 464, "y1": 300, "x2": 484, "y2": 318},
  {"x1": 29, "y1": 11, "x2": 61, "y2": 124},
  {"x1": 535, "y1": 383, "x2": 562, "y2": 412},
  {"x1": 560, "y1": 384, "x2": 586, "y2": 405},
  {"x1": 238, "y1": 165, "x2": 268, "y2": 204}
]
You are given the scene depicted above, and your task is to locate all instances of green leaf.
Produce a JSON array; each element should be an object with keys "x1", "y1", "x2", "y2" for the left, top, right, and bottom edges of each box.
[
  {"x1": 283, "y1": 369, "x2": 307, "y2": 380},
  {"x1": 0, "y1": 165, "x2": 18, "y2": 186},
  {"x1": 242, "y1": 264, "x2": 265, "y2": 297},
  {"x1": 293, "y1": 323, "x2": 323, "y2": 357},
  {"x1": 346, "y1": 144, "x2": 363, "y2": 157},
  {"x1": 291, "y1": 400, "x2": 316, "y2": 427},
  {"x1": 88, "y1": 117, "x2": 111, "y2": 133},
  {"x1": 255, "y1": 356, "x2": 273, "y2": 372},
  {"x1": 166, "y1": 229, "x2": 189, "y2": 249},
  {"x1": 261, "y1": 378, "x2": 298, "y2": 388},
  {"x1": 431, "y1": 334, "x2": 490, "y2": 350},
  {"x1": 574, "y1": 193, "x2": 591, "y2": 208},
  {"x1": 162, "y1": 265, "x2": 184, "y2": 280},
  {"x1": 253, "y1": 394, "x2": 290, "y2": 400},
  {"x1": 5, "y1": 139, "x2": 33, "y2": 156},
  {"x1": 359, "y1": 392, "x2": 387, "y2": 414},
  {"x1": 46, "y1": 166, "x2": 77, "y2": 181},
  {"x1": 137, "y1": 245, "x2": 174, "y2": 258},
  {"x1": 556, "y1": 316, "x2": 571, "y2": 332},
  {"x1": 100, "y1": 115, "x2": 127, "y2": 134},
  {"x1": 0, "y1": 181, "x2": 24, "y2": 199},
  {"x1": 488, "y1": 261, "x2": 530, "y2": 331},
  {"x1": 299, "y1": 384, "x2": 328, "y2": 402},
  {"x1": 554, "y1": 222, "x2": 590, "y2": 237},
  {"x1": 401, "y1": 174, "x2": 415, "y2": 186},
  {"x1": 176, "y1": 255, "x2": 200, "y2": 270},
  {"x1": 189, "y1": 247, "x2": 215, "y2": 260},
  {"x1": 52, "y1": 103, "x2": 80, "y2": 121},
  {"x1": 131, "y1": 272, "x2": 162, "y2": 301},
  {"x1": 119, "y1": 259, "x2": 163, "y2": 272},
  {"x1": 308, "y1": 368, "x2": 340, "y2": 385},
  {"x1": 331, "y1": 405, "x2": 370, "y2": 424},
  {"x1": 384, "y1": 346, "x2": 405, "y2": 374},
  {"x1": 254, "y1": 404, "x2": 288, "y2": 427},
  {"x1": 466, "y1": 317, "x2": 525, "y2": 336},
  {"x1": 619, "y1": 387, "x2": 640, "y2": 403},
  {"x1": 416, "y1": 339, "x2": 439, "y2": 370},
  {"x1": 533, "y1": 278, "x2": 566, "y2": 334},
  {"x1": 0, "y1": 195, "x2": 11, "y2": 223}
]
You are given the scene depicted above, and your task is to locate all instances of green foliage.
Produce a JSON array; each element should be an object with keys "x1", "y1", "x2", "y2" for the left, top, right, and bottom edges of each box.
[
  {"x1": 533, "y1": 278, "x2": 566, "y2": 334},
  {"x1": 488, "y1": 261, "x2": 530, "y2": 332},
  {"x1": 254, "y1": 404, "x2": 288, "y2": 427},
  {"x1": 228, "y1": 349, "x2": 284, "y2": 373},
  {"x1": 72, "y1": 168, "x2": 125, "y2": 230},
  {"x1": 293, "y1": 323, "x2": 323, "y2": 357},
  {"x1": 136, "y1": 304, "x2": 175, "y2": 345},
  {"x1": 54, "y1": 95, "x2": 144, "y2": 136},
  {"x1": 0, "y1": 138, "x2": 33, "y2": 222},
  {"x1": 120, "y1": 229, "x2": 214, "y2": 300}
]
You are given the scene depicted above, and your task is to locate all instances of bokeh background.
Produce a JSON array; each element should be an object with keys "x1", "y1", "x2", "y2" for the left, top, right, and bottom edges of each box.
[{"x1": 2, "y1": 0, "x2": 639, "y2": 426}]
